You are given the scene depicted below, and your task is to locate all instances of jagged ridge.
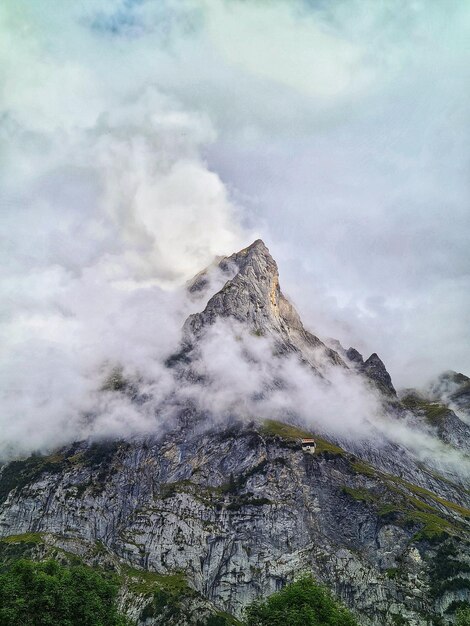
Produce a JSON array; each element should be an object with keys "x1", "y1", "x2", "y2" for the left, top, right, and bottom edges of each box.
[{"x1": 183, "y1": 240, "x2": 345, "y2": 372}]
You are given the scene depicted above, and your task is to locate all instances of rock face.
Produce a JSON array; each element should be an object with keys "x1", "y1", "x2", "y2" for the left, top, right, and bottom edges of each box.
[
  {"x1": 361, "y1": 353, "x2": 397, "y2": 397},
  {"x1": 1, "y1": 425, "x2": 469, "y2": 626},
  {"x1": 346, "y1": 347, "x2": 365, "y2": 366},
  {"x1": 1, "y1": 239, "x2": 470, "y2": 626},
  {"x1": 344, "y1": 348, "x2": 397, "y2": 396},
  {"x1": 182, "y1": 239, "x2": 345, "y2": 372},
  {"x1": 429, "y1": 370, "x2": 470, "y2": 417},
  {"x1": 401, "y1": 389, "x2": 470, "y2": 454}
]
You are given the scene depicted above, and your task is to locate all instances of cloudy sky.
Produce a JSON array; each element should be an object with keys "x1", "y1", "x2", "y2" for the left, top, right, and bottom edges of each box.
[{"x1": 1, "y1": 0, "x2": 469, "y2": 453}]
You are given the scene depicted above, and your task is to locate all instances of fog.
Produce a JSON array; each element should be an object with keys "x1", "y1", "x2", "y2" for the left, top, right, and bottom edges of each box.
[{"x1": 1, "y1": 1, "x2": 469, "y2": 465}]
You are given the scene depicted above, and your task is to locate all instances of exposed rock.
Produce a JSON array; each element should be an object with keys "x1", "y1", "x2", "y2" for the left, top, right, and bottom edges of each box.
[
  {"x1": 1, "y1": 423, "x2": 469, "y2": 625},
  {"x1": 362, "y1": 353, "x2": 396, "y2": 397},
  {"x1": 401, "y1": 391, "x2": 470, "y2": 453},
  {"x1": 325, "y1": 338, "x2": 347, "y2": 355},
  {"x1": 428, "y1": 370, "x2": 470, "y2": 419},
  {"x1": 346, "y1": 347, "x2": 365, "y2": 366},
  {"x1": 181, "y1": 240, "x2": 345, "y2": 373}
]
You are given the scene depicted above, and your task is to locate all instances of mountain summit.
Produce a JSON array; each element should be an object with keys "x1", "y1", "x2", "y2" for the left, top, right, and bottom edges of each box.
[{"x1": 184, "y1": 239, "x2": 344, "y2": 371}]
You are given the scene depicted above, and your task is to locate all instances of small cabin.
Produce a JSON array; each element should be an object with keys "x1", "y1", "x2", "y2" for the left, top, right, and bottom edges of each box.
[{"x1": 301, "y1": 438, "x2": 316, "y2": 454}]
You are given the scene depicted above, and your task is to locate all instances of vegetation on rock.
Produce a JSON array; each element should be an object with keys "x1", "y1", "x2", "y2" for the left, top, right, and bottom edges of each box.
[
  {"x1": 0, "y1": 558, "x2": 130, "y2": 626},
  {"x1": 457, "y1": 607, "x2": 470, "y2": 625},
  {"x1": 401, "y1": 395, "x2": 450, "y2": 426},
  {"x1": 260, "y1": 419, "x2": 344, "y2": 455},
  {"x1": 244, "y1": 574, "x2": 358, "y2": 626}
]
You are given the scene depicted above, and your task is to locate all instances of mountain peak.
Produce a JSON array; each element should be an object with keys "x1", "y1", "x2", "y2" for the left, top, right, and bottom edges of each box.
[
  {"x1": 346, "y1": 347, "x2": 364, "y2": 365},
  {"x1": 219, "y1": 238, "x2": 277, "y2": 278},
  {"x1": 362, "y1": 352, "x2": 396, "y2": 396},
  {"x1": 184, "y1": 239, "x2": 282, "y2": 337},
  {"x1": 187, "y1": 240, "x2": 275, "y2": 296},
  {"x1": 182, "y1": 240, "x2": 345, "y2": 370},
  {"x1": 240, "y1": 238, "x2": 269, "y2": 254}
]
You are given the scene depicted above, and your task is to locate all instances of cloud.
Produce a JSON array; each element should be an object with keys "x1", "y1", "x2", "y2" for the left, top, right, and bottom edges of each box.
[
  {"x1": 203, "y1": 1, "x2": 368, "y2": 101},
  {"x1": 0, "y1": 0, "x2": 469, "y2": 461},
  {"x1": 178, "y1": 319, "x2": 470, "y2": 480},
  {"x1": 200, "y1": 0, "x2": 470, "y2": 386},
  {"x1": 0, "y1": 0, "x2": 247, "y2": 457}
]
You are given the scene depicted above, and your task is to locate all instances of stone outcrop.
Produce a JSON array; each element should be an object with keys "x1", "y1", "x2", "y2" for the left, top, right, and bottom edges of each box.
[
  {"x1": 181, "y1": 240, "x2": 345, "y2": 372},
  {"x1": 346, "y1": 347, "x2": 365, "y2": 366},
  {"x1": 361, "y1": 353, "x2": 397, "y2": 397},
  {"x1": 401, "y1": 389, "x2": 470, "y2": 454}
]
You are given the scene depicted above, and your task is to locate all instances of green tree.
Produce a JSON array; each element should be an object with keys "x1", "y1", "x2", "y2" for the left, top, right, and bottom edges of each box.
[
  {"x1": 244, "y1": 574, "x2": 359, "y2": 626},
  {"x1": 205, "y1": 616, "x2": 232, "y2": 626},
  {"x1": 456, "y1": 606, "x2": 470, "y2": 626},
  {"x1": 0, "y1": 559, "x2": 132, "y2": 626}
]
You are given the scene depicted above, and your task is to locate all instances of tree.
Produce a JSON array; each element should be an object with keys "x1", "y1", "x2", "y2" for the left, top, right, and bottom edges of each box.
[
  {"x1": 0, "y1": 559, "x2": 132, "y2": 626},
  {"x1": 244, "y1": 574, "x2": 359, "y2": 626},
  {"x1": 456, "y1": 606, "x2": 470, "y2": 626}
]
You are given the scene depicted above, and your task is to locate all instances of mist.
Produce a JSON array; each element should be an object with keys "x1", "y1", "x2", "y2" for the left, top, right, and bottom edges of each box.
[
  {"x1": 1, "y1": 1, "x2": 469, "y2": 464},
  {"x1": 180, "y1": 320, "x2": 470, "y2": 479}
]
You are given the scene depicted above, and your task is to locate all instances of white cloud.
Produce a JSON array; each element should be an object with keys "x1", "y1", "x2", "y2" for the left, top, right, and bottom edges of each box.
[
  {"x1": 203, "y1": 1, "x2": 368, "y2": 101},
  {"x1": 0, "y1": 0, "x2": 247, "y2": 457},
  {"x1": 0, "y1": 0, "x2": 469, "y2": 459}
]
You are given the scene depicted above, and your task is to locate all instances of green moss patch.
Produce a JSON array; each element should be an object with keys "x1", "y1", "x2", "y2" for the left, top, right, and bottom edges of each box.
[
  {"x1": 378, "y1": 503, "x2": 453, "y2": 541},
  {"x1": 342, "y1": 486, "x2": 377, "y2": 503},
  {"x1": 260, "y1": 419, "x2": 344, "y2": 456},
  {"x1": 122, "y1": 565, "x2": 190, "y2": 597},
  {"x1": 351, "y1": 460, "x2": 378, "y2": 478},
  {"x1": 402, "y1": 395, "x2": 450, "y2": 426},
  {"x1": 122, "y1": 566, "x2": 203, "y2": 623},
  {"x1": 387, "y1": 475, "x2": 470, "y2": 521},
  {"x1": 407, "y1": 511, "x2": 454, "y2": 541},
  {"x1": 260, "y1": 419, "x2": 312, "y2": 440},
  {"x1": 347, "y1": 460, "x2": 470, "y2": 543},
  {"x1": 0, "y1": 533, "x2": 43, "y2": 545},
  {"x1": 314, "y1": 437, "x2": 345, "y2": 456}
]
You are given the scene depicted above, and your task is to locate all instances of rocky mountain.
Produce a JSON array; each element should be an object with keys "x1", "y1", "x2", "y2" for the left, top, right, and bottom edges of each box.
[
  {"x1": 1, "y1": 240, "x2": 469, "y2": 626},
  {"x1": 400, "y1": 383, "x2": 470, "y2": 454},
  {"x1": 180, "y1": 239, "x2": 344, "y2": 372},
  {"x1": 429, "y1": 371, "x2": 470, "y2": 418},
  {"x1": 328, "y1": 341, "x2": 397, "y2": 400}
]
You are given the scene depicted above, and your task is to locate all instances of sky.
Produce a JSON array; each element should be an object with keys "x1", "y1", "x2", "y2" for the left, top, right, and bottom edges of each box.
[{"x1": 1, "y1": 0, "x2": 469, "y2": 455}]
